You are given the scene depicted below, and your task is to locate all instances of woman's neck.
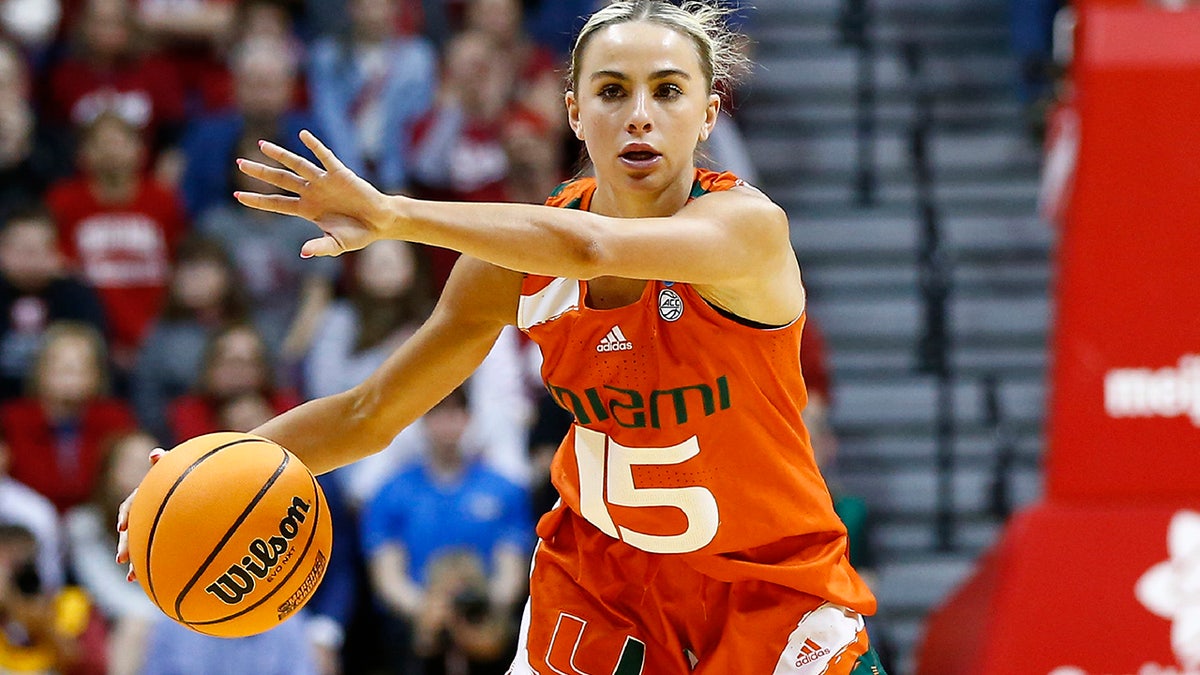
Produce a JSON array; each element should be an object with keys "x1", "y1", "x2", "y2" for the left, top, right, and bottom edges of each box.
[
  {"x1": 41, "y1": 398, "x2": 84, "y2": 423},
  {"x1": 89, "y1": 173, "x2": 138, "y2": 205},
  {"x1": 589, "y1": 167, "x2": 696, "y2": 219}
]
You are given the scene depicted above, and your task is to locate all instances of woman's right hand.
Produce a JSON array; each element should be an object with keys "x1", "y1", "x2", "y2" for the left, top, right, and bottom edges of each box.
[
  {"x1": 116, "y1": 447, "x2": 167, "y2": 582},
  {"x1": 234, "y1": 130, "x2": 395, "y2": 259}
]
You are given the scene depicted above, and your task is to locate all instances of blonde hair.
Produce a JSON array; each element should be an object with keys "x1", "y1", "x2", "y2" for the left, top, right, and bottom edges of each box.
[{"x1": 569, "y1": 0, "x2": 748, "y2": 93}]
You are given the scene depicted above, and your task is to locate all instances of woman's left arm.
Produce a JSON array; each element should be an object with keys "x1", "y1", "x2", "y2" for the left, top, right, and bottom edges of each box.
[{"x1": 238, "y1": 132, "x2": 802, "y2": 319}]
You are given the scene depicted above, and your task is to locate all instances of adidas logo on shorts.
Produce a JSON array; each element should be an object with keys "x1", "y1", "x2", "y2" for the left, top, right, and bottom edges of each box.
[
  {"x1": 596, "y1": 325, "x2": 634, "y2": 353},
  {"x1": 794, "y1": 638, "x2": 831, "y2": 668}
]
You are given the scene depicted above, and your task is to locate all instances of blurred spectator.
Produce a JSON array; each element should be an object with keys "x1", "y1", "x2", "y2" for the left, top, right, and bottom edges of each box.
[
  {"x1": 304, "y1": 240, "x2": 431, "y2": 506},
  {"x1": 46, "y1": 0, "x2": 187, "y2": 182},
  {"x1": 308, "y1": 0, "x2": 437, "y2": 193},
  {"x1": 133, "y1": 0, "x2": 234, "y2": 48},
  {"x1": 464, "y1": 0, "x2": 562, "y2": 135},
  {"x1": 131, "y1": 0, "x2": 235, "y2": 108},
  {"x1": 0, "y1": 524, "x2": 105, "y2": 675},
  {"x1": 62, "y1": 430, "x2": 157, "y2": 675},
  {"x1": 179, "y1": 35, "x2": 317, "y2": 218},
  {"x1": 0, "y1": 321, "x2": 135, "y2": 513},
  {"x1": 411, "y1": 552, "x2": 515, "y2": 675},
  {"x1": 196, "y1": 0, "x2": 306, "y2": 115},
  {"x1": 413, "y1": 0, "x2": 467, "y2": 48},
  {"x1": 0, "y1": 40, "x2": 71, "y2": 214},
  {"x1": 410, "y1": 30, "x2": 518, "y2": 289},
  {"x1": 197, "y1": 138, "x2": 338, "y2": 364},
  {"x1": 461, "y1": 326, "x2": 533, "y2": 488},
  {"x1": 0, "y1": 0, "x2": 61, "y2": 62},
  {"x1": 46, "y1": 110, "x2": 186, "y2": 374},
  {"x1": 130, "y1": 235, "x2": 248, "y2": 442},
  {"x1": 0, "y1": 437, "x2": 64, "y2": 593},
  {"x1": 800, "y1": 315, "x2": 896, "y2": 671},
  {"x1": 799, "y1": 316, "x2": 873, "y2": 569},
  {"x1": 362, "y1": 387, "x2": 530, "y2": 673},
  {"x1": 0, "y1": 205, "x2": 106, "y2": 401},
  {"x1": 166, "y1": 323, "x2": 299, "y2": 443},
  {"x1": 139, "y1": 615, "x2": 317, "y2": 675},
  {"x1": 501, "y1": 109, "x2": 565, "y2": 206},
  {"x1": 1011, "y1": 0, "x2": 1066, "y2": 106},
  {"x1": 411, "y1": 31, "x2": 514, "y2": 203},
  {"x1": 524, "y1": 0, "x2": 598, "y2": 57}
]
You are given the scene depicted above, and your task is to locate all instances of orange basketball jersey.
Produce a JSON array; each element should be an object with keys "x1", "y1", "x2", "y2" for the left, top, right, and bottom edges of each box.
[{"x1": 519, "y1": 169, "x2": 876, "y2": 614}]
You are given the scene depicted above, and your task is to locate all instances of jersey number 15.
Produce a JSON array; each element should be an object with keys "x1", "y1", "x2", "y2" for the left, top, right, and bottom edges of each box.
[{"x1": 573, "y1": 426, "x2": 719, "y2": 554}]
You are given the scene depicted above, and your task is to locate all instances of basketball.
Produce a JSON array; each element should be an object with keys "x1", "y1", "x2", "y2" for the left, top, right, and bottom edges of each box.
[{"x1": 126, "y1": 432, "x2": 333, "y2": 638}]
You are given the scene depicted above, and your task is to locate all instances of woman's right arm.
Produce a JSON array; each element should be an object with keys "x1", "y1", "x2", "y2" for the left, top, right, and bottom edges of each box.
[{"x1": 253, "y1": 256, "x2": 521, "y2": 475}]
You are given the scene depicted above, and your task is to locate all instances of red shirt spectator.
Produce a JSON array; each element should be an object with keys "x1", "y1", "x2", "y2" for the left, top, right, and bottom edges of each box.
[
  {"x1": 47, "y1": 0, "x2": 186, "y2": 153},
  {"x1": 1, "y1": 399, "x2": 135, "y2": 513},
  {"x1": 47, "y1": 111, "x2": 186, "y2": 365},
  {"x1": 0, "y1": 322, "x2": 135, "y2": 512},
  {"x1": 165, "y1": 324, "x2": 298, "y2": 443}
]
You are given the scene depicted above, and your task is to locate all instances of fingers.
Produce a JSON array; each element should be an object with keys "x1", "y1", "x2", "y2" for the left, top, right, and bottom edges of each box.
[
  {"x1": 237, "y1": 158, "x2": 308, "y2": 195},
  {"x1": 299, "y1": 130, "x2": 346, "y2": 172},
  {"x1": 259, "y1": 140, "x2": 322, "y2": 181},
  {"x1": 116, "y1": 490, "x2": 134, "y2": 566},
  {"x1": 117, "y1": 446, "x2": 162, "y2": 578},
  {"x1": 300, "y1": 235, "x2": 346, "y2": 259},
  {"x1": 235, "y1": 192, "x2": 304, "y2": 218}
]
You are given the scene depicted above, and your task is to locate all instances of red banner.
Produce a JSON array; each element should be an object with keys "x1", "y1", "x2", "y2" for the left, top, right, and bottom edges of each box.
[
  {"x1": 1046, "y1": 4, "x2": 1200, "y2": 503},
  {"x1": 918, "y1": 505, "x2": 1196, "y2": 675}
]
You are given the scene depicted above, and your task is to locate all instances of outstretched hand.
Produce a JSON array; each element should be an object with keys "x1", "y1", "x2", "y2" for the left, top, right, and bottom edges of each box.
[{"x1": 235, "y1": 130, "x2": 392, "y2": 258}]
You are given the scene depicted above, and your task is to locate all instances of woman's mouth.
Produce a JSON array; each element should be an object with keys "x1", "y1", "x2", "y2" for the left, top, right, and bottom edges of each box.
[{"x1": 619, "y1": 149, "x2": 662, "y2": 169}]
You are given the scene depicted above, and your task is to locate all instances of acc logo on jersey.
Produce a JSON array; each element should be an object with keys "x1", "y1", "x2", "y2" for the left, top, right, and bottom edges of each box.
[{"x1": 658, "y1": 288, "x2": 683, "y2": 322}]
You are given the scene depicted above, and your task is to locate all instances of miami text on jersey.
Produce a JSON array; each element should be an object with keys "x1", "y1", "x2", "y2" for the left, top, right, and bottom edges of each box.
[{"x1": 547, "y1": 376, "x2": 731, "y2": 429}]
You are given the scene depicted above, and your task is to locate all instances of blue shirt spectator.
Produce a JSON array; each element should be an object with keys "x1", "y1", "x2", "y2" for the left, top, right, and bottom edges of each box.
[
  {"x1": 362, "y1": 456, "x2": 531, "y2": 585},
  {"x1": 139, "y1": 615, "x2": 319, "y2": 675},
  {"x1": 180, "y1": 36, "x2": 320, "y2": 218},
  {"x1": 307, "y1": 0, "x2": 437, "y2": 193}
]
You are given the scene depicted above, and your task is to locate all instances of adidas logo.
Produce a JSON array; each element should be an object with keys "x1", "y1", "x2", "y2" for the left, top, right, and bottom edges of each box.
[
  {"x1": 596, "y1": 326, "x2": 634, "y2": 353},
  {"x1": 794, "y1": 638, "x2": 831, "y2": 668}
]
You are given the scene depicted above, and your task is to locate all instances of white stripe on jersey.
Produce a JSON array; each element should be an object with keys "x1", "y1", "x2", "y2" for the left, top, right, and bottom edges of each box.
[{"x1": 519, "y1": 278, "x2": 580, "y2": 331}]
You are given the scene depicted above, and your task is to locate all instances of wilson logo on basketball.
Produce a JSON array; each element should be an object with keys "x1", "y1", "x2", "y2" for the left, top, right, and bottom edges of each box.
[{"x1": 205, "y1": 496, "x2": 312, "y2": 605}]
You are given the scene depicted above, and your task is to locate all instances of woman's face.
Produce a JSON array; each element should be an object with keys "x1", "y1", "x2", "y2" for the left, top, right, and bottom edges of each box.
[
  {"x1": 37, "y1": 335, "x2": 101, "y2": 406},
  {"x1": 467, "y1": 0, "x2": 521, "y2": 42},
  {"x1": 207, "y1": 329, "x2": 267, "y2": 397},
  {"x1": 567, "y1": 21, "x2": 719, "y2": 196},
  {"x1": 172, "y1": 258, "x2": 230, "y2": 313}
]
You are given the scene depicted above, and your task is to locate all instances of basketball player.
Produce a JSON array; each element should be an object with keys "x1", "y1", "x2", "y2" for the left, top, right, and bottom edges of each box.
[{"x1": 120, "y1": 1, "x2": 886, "y2": 671}]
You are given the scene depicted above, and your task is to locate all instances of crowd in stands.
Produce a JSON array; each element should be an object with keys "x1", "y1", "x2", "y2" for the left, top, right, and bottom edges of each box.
[{"x1": 0, "y1": 0, "x2": 853, "y2": 673}]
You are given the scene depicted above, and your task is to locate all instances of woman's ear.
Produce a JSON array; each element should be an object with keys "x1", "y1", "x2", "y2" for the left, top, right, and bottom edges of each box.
[
  {"x1": 565, "y1": 90, "x2": 584, "y2": 141},
  {"x1": 699, "y1": 93, "x2": 721, "y2": 143}
]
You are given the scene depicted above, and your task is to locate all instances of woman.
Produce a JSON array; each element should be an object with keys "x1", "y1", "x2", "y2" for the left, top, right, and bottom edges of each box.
[
  {"x1": 131, "y1": 235, "x2": 250, "y2": 442},
  {"x1": 303, "y1": 239, "x2": 435, "y2": 505},
  {"x1": 65, "y1": 430, "x2": 159, "y2": 675},
  {"x1": 307, "y1": 0, "x2": 437, "y2": 193},
  {"x1": 165, "y1": 324, "x2": 300, "y2": 444},
  {"x1": 121, "y1": 2, "x2": 884, "y2": 672},
  {"x1": 2, "y1": 321, "x2": 135, "y2": 513}
]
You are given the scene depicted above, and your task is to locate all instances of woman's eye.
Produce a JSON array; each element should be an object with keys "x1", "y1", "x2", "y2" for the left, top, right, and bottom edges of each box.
[
  {"x1": 656, "y1": 83, "x2": 683, "y2": 99},
  {"x1": 599, "y1": 85, "x2": 624, "y2": 99}
]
